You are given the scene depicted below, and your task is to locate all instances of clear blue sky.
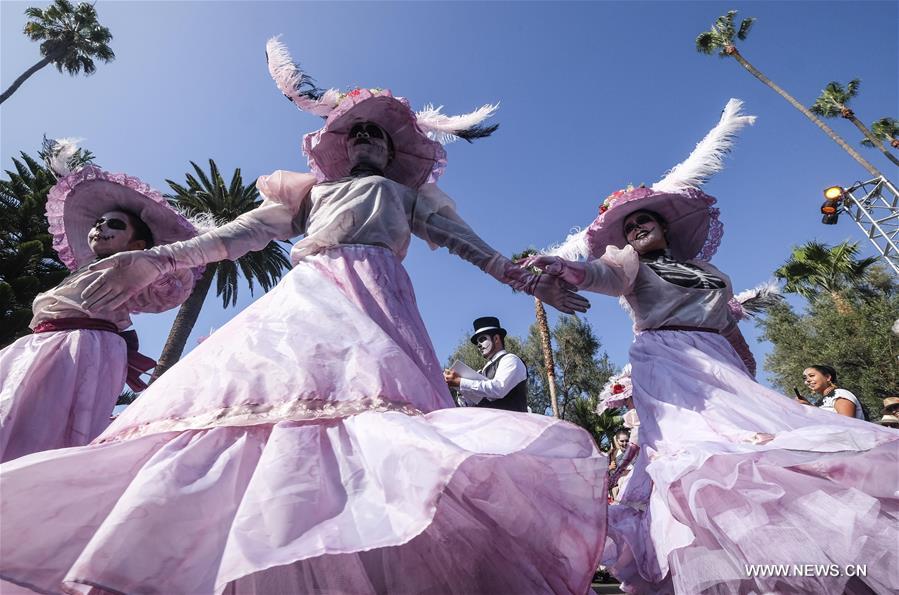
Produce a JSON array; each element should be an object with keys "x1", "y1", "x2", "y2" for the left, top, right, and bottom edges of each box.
[{"x1": 2, "y1": 1, "x2": 897, "y2": 389}]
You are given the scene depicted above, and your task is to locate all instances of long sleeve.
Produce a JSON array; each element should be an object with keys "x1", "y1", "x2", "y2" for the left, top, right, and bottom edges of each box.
[
  {"x1": 458, "y1": 354, "x2": 527, "y2": 405},
  {"x1": 411, "y1": 184, "x2": 533, "y2": 290},
  {"x1": 578, "y1": 245, "x2": 640, "y2": 296},
  {"x1": 150, "y1": 171, "x2": 316, "y2": 272}
]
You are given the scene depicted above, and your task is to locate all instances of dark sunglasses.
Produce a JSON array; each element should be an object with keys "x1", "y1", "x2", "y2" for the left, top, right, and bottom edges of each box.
[
  {"x1": 94, "y1": 217, "x2": 129, "y2": 231},
  {"x1": 623, "y1": 214, "x2": 657, "y2": 236},
  {"x1": 348, "y1": 122, "x2": 385, "y2": 140}
]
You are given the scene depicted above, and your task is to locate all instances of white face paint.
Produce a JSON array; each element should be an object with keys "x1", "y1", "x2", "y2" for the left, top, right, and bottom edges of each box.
[
  {"x1": 346, "y1": 121, "x2": 391, "y2": 171},
  {"x1": 623, "y1": 211, "x2": 668, "y2": 255},
  {"x1": 475, "y1": 334, "x2": 495, "y2": 358},
  {"x1": 87, "y1": 210, "x2": 140, "y2": 258}
]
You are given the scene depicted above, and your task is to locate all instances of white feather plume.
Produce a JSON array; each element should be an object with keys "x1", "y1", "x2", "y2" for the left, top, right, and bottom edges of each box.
[
  {"x1": 180, "y1": 210, "x2": 220, "y2": 234},
  {"x1": 46, "y1": 137, "x2": 85, "y2": 177},
  {"x1": 266, "y1": 36, "x2": 338, "y2": 117},
  {"x1": 652, "y1": 98, "x2": 756, "y2": 193},
  {"x1": 415, "y1": 102, "x2": 499, "y2": 144},
  {"x1": 543, "y1": 228, "x2": 591, "y2": 261},
  {"x1": 732, "y1": 279, "x2": 783, "y2": 319}
]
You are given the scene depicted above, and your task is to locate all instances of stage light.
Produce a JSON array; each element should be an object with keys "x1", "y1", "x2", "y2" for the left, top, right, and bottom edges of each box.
[
  {"x1": 820, "y1": 186, "x2": 844, "y2": 224},
  {"x1": 824, "y1": 186, "x2": 844, "y2": 200}
]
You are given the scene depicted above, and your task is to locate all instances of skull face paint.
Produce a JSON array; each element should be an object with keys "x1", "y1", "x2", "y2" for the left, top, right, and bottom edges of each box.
[
  {"x1": 87, "y1": 210, "x2": 139, "y2": 258},
  {"x1": 475, "y1": 333, "x2": 495, "y2": 358},
  {"x1": 346, "y1": 121, "x2": 392, "y2": 172}
]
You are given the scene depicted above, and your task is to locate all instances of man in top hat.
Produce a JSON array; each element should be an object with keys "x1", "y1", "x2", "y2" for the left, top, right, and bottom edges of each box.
[{"x1": 444, "y1": 316, "x2": 528, "y2": 412}]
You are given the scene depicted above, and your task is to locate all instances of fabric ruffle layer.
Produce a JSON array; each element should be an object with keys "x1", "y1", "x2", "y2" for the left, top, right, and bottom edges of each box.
[{"x1": 0, "y1": 408, "x2": 607, "y2": 595}]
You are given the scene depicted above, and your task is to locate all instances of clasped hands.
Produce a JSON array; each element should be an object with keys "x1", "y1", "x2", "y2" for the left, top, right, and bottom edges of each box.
[{"x1": 516, "y1": 255, "x2": 590, "y2": 314}]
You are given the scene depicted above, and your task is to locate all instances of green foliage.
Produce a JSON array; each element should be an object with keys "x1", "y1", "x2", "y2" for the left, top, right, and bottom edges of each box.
[
  {"x1": 764, "y1": 240, "x2": 897, "y2": 415},
  {"x1": 774, "y1": 241, "x2": 879, "y2": 301},
  {"x1": 23, "y1": 0, "x2": 114, "y2": 75},
  {"x1": 566, "y1": 397, "x2": 624, "y2": 451},
  {"x1": 758, "y1": 288, "x2": 898, "y2": 416},
  {"x1": 0, "y1": 149, "x2": 69, "y2": 347},
  {"x1": 861, "y1": 117, "x2": 899, "y2": 148},
  {"x1": 117, "y1": 389, "x2": 139, "y2": 406},
  {"x1": 165, "y1": 160, "x2": 292, "y2": 308},
  {"x1": 810, "y1": 79, "x2": 861, "y2": 118},
  {"x1": 695, "y1": 10, "x2": 755, "y2": 56}
]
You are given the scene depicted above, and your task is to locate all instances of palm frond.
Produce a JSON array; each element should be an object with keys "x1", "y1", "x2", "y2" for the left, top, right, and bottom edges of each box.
[{"x1": 737, "y1": 17, "x2": 755, "y2": 40}]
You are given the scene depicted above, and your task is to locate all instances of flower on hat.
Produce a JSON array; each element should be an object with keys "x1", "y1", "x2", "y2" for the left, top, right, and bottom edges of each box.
[
  {"x1": 596, "y1": 364, "x2": 633, "y2": 415},
  {"x1": 599, "y1": 185, "x2": 636, "y2": 214},
  {"x1": 338, "y1": 87, "x2": 385, "y2": 103}
]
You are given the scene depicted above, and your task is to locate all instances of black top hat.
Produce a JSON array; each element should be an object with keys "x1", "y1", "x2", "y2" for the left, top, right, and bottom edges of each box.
[{"x1": 470, "y1": 316, "x2": 508, "y2": 344}]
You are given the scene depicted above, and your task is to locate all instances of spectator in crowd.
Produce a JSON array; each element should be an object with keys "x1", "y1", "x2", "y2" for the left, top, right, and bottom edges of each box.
[{"x1": 802, "y1": 365, "x2": 865, "y2": 420}]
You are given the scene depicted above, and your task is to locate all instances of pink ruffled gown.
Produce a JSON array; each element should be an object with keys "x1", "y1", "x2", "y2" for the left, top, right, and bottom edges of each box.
[
  {"x1": 0, "y1": 271, "x2": 131, "y2": 462},
  {"x1": 582, "y1": 245, "x2": 898, "y2": 595},
  {"x1": 0, "y1": 171, "x2": 607, "y2": 595}
]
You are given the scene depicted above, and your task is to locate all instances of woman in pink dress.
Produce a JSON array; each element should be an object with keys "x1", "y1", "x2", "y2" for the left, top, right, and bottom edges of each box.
[
  {"x1": 0, "y1": 149, "x2": 199, "y2": 463},
  {"x1": 524, "y1": 99, "x2": 898, "y2": 594},
  {"x1": 0, "y1": 39, "x2": 606, "y2": 594}
]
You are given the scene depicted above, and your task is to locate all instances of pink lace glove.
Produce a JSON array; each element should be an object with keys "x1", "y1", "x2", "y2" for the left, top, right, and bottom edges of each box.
[
  {"x1": 489, "y1": 256, "x2": 590, "y2": 314},
  {"x1": 82, "y1": 233, "x2": 228, "y2": 312},
  {"x1": 518, "y1": 255, "x2": 588, "y2": 287},
  {"x1": 81, "y1": 250, "x2": 172, "y2": 312}
]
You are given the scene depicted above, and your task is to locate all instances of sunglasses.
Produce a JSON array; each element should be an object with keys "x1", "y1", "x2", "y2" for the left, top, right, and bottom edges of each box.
[
  {"x1": 348, "y1": 123, "x2": 385, "y2": 140},
  {"x1": 623, "y1": 214, "x2": 657, "y2": 236},
  {"x1": 93, "y1": 217, "x2": 129, "y2": 231}
]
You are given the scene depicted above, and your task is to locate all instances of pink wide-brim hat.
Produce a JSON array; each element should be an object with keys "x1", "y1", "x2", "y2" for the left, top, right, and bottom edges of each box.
[
  {"x1": 585, "y1": 186, "x2": 722, "y2": 262},
  {"x1": 303, "y1": 89, "x2": 447, "y2": 189},
  {"x1": 46, "y1": 166, "x2": 201, "y2": 313}
]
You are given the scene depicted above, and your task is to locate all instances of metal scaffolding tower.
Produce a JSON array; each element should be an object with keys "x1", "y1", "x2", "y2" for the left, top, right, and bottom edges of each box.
[{"x1": 837, "y1": 176, "x2": 899, "y2": 276}]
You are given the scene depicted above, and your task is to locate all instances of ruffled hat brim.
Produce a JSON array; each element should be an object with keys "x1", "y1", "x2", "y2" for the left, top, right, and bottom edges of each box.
[
  {"x1": 585, "y1": 187, "x2": 722, "y2": 262},
  {"x1": 46, "y1": 166, "x2": 201, "y2": 312},
  {"x1": 303, "y1": 90, "x2": 447, "y2": 189}
]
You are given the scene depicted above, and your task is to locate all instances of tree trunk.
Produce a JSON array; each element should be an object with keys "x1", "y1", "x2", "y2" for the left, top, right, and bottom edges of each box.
[
  {"x1": 0, "y1": 55, "x2": 55, "y2": 104},
  {"x1": 149, "y1": 266, "x2": 216, "y2": 383},
  {"x1": 728, "y1": 49, "x2": 884, "y2": 179},
  {"x1": 534, "y1": 297, "x2": 560, "y2": 418},
  {"x1": 846, "y1": 115, "x2": 899, "y2": 167},
  {"x1": 830, "y1": 290, "x2": 854, "y2": 316}
]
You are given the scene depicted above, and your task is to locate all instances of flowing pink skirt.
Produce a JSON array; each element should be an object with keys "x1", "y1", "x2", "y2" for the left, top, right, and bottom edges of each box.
[
  {"x1": 0, "y1": 329, "x2": 126, "y2": 463},
  {"x1": 604, "y1": 329, "x2": 899, "y2": 594},
  {"x1": 0, "y1": 245, "x2": 607, "y2": 594}
]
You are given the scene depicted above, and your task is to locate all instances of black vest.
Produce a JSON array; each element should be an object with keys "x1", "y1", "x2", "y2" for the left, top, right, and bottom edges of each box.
[{"x1": 474, "y1": 353, "x2": 528, "y2": 412}]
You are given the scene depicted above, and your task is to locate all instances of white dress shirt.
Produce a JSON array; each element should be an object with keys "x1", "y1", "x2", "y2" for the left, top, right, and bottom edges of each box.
[{"x1": 458, "y1": 350, "x2": 527, "y2": 406}]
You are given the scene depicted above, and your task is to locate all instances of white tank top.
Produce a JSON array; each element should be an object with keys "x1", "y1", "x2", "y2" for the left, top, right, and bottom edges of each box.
[{"x1": 820, "y1": 388, "x2": 866, "y2": 420}]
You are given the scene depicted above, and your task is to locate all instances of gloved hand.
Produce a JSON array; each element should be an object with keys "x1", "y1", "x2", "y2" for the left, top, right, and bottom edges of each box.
[
  {"x1": 81, "y1": 250, "x2": 171, "y2": 312},
  {"x1": 498, "y1": 259, "x2": 590, "y2": 314},
  {"x1": 518, "y1": 254, "x2": 588, "y2": 287},
  {"x1": 531, "y1": 273, "x2": 591, "y2": 314}
]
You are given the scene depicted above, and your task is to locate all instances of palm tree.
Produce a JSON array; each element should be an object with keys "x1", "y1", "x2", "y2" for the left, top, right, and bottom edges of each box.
[
  {"x1": 566, "y1": 396, "x2": 623, "y2": 451},
  {"x1": 0, "y1": 140, "x2": 93, "y2": 346},
  {"x1": 862, "y1": 117, "x2": 899, "y2": 150},
  {"x1": 810, "y1": 80, "x2": 899, "y2": 168},
  {"x1": 1, "y1": 0, "x2": 115, "y2": 104},
  {"x1": 513, "y1": 247, "x2": 560, "y2": 417},
  {"x1": 150, "y1": 160, "x2": 292, "y2": 381},
  {"x1": 695, "y1": 10, "x2": 884, "y2": 179},
  {"x1": 774, "y1": 240, "x2": 878, "y2": 313}
]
